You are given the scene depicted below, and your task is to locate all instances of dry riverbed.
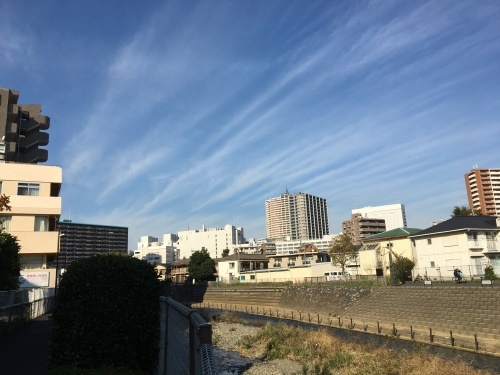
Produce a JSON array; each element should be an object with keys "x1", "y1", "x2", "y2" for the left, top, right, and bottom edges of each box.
[{"x1": 212, "y1": 321, "x2": 303, "y2": 375}]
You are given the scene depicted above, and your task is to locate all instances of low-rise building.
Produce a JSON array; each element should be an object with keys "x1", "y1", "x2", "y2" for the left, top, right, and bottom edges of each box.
[
  {"x1": 410, "y1": 216, "x2": 500, "y2": 280},
  {"x1": 176, "y1": 224, "x2": 245, "y2": 259},
  {"x1": 216, "y1": 253, "x2": 268, "y2": 282},
  {"x1": 133, "y1": 235, "x2": 176, "y2": 265},
  {"x1": 0, "y1": 162, "x2": 62, "y2": 288},
  {"x1": 170, "y1": 258, "x2": 190, "y2": 283},
  {"x1": 358, "y1": 227, "x2": 422, "y2": 277}
]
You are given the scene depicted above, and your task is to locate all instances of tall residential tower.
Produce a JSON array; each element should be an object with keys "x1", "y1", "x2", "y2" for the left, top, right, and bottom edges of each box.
[
  {"x1": 465, "y1": 167, "x2": 500, "y2": 216},
  {"x1": 265, "y1": 190, "x2": 329, "y2": 241}
]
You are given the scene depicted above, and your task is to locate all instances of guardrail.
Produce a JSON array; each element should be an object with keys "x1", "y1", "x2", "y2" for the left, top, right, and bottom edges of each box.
[
  {"x1": 0, "y1": 289, "x2": 54, "y2": 323},
  {"x1": 158, "y1": 297, "x2": 216, "y2": 375}
]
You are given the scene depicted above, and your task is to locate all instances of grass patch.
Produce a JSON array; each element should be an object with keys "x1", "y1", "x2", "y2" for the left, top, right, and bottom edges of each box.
[{"x1": 237, "y1": 323, "x2": 495, "y2": 374}]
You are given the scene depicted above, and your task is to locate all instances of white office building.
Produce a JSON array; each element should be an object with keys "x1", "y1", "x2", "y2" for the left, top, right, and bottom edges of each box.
[
  {"x1": 352, "y1": 204, "x2": 407, "y2": 231},
  {"x1": 176, "y1": 224, "x2": 245, "y2": 259},
  {"x1": 133, "y1": 234, "x2": 177, "y2": 264}
]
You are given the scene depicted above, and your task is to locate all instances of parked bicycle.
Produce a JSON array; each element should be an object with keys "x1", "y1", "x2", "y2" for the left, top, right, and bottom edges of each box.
[{"x1": 453, "y1": 268, "x2": 467, "y2": 283}]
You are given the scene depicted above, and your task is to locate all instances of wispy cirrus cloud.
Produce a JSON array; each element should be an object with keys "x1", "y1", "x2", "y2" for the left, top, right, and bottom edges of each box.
[{"x1": 47, "y1": 0, "x2": 500, "y2": 246}]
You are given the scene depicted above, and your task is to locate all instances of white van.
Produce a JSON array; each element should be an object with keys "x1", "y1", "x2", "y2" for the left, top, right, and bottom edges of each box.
[{"x1": 324, "y1": 271, "x2": 351, "y2": 281}]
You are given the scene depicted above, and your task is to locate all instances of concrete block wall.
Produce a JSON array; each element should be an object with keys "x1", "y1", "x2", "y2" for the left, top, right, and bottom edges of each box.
[
  {"x1": 199, "y1": 287, "x2": 283, "y2": 307},
  {"x1": 279, "y1": 285, "x2": 373, "y2": 317},
  {"x1": 187, "y1": 285, "x2": 500, "y2": 340},
  {"x1": 341, "y1": 286, "x2": 500, "y2": 338}
]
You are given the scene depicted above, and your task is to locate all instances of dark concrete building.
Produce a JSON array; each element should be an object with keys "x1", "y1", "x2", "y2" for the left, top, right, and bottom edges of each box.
[
  {"x1": 57, "y1": 220, "x2": 128, "y2": 268},
  {"x1": 0, "y1": 88, "x2": 50, "y2": 163}
]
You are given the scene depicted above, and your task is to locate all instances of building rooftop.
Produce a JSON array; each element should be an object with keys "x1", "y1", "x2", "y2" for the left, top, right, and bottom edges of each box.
[
  {"x1": 215, "y1": 253, "x2": 267, "y2": 262},
  {"x1": 410, "y1": 216, "x2": 499, "y2": 237},
  {"x1": 363, "y1": 227, "x2": 423, "y2": 241}
]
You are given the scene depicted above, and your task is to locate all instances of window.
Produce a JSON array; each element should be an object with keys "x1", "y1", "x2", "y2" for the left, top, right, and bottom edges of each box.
[
  {"x1": 430, "y1": 261, "x2": 435, "y2": 268},
  {"x1": 34, "y1": 216, "x2": 49, "y2": 231},
  {"x1": 427, "y1": 239, "x2": 432, "y2": 245},
  {"x1": 0, "y1": 216, "x2": 11, "y2": 230},
  {"x1": 229, "y1": 262, "x2": 235, "y2": 269},
  {"x1": 0, "y1": 181, "x2": 2, "y2": 193},
  {"x1": 250, "y1": 275, "x2": 255, "y2": 280},
  {"x1": 20, "y1": 255, "x2": 44, "y2": 269},
  {"x1": 18, "y1": 183, "x2": 40, "y2": 196}
]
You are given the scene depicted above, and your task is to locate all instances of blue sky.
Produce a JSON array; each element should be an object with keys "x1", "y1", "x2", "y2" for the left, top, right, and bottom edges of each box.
[{"x1": 2, "y1": 1, "x2": 500, "y2": 250}]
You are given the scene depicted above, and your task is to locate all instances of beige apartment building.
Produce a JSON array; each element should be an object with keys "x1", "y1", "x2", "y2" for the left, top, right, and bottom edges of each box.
[
  {"x1": 265, "y1": 190, "x2": 329, "y2": 241},
  {"x1": 0, "y1": 162, "x2": 62, "y2": 287},
  {"x1": 465, "y1": 167, "x2": 500, "y2": 216},
  {"x1": 342, "y1": 213, "x2": 386, "y2": 245}
]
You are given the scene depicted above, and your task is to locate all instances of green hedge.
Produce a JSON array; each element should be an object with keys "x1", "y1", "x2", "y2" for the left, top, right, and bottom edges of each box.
[{"x1": 50, "y1": 253, "x2": 160, "y2": 374}]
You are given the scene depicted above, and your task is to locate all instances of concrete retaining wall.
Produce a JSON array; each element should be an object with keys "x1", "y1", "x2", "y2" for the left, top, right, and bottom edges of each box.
[{"x1": 197, "y1": 285, "x2": 500, "y2": 340}]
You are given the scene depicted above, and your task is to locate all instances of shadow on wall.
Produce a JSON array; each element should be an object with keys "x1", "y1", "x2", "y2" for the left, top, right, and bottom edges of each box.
[{"x1": 162, "y1": 282, "x2": 208, "y2": 306}]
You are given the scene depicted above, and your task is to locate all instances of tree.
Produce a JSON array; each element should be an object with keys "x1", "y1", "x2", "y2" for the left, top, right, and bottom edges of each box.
[
  {"x1": 0, "y1": 230, "x2": 22, "y2": 290},
  {"x1": 0, "y1": 194, "x2": 19, "y2": 291},
  {"x1": 0, "y1": 194, "x2": 12, "y2": 212},
  {"x1": 451, "y1": 205, "x2": 481, "y2": 217},
  {"x1": 188, "y1": 247, "x2": 216, "y2": 282},
  {"x1": 392, "y1": 256, "x2": 415, "y2": 284},
  {"x1": 328, "y1": 234, "x2": 357, "y2": 274},
  {"x1": 222, "y1": 248, "x2": 230, "y2": 257}
]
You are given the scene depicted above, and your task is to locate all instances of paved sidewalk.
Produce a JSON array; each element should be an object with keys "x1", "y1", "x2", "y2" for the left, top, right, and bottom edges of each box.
[{"x1": 0, "y1": 314, "x2": 52, "y2": 375}]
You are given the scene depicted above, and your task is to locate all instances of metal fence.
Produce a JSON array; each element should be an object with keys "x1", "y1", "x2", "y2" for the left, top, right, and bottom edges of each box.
[
  {"x1": 158, "y1": 297, "x2": 216, "y2": 375},
  {"x1": 0, "y1": 288, "x2": 54, "y2": 323},
  {"x1": 411, "y1": 264, "x2": 486, "y2": 283}
]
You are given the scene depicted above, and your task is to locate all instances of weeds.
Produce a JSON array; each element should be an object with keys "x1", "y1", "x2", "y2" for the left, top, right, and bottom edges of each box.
[{"x1": 237, "y1": 323, "x2": 495, "y2": 375}]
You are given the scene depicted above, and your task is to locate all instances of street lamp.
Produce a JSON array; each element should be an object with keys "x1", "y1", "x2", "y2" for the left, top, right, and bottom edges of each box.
[
  {"x1": 54, "y1": 232, "x2": 65, "y2": 298},
  {"x1": 387, "y1": 242, "x2": 395, "y2": 286}
]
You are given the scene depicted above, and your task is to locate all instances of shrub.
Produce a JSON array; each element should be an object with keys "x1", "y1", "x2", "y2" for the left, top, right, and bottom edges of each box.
[
  {"x1": 484, "y1": 265, "x2": 498, "y2": 281},
  {"x1": 392, "y1": 256, "x2": 415, "y2": 284},
  {"x1": 50, "y1": 253, "x2": 160, "y2": 374}
]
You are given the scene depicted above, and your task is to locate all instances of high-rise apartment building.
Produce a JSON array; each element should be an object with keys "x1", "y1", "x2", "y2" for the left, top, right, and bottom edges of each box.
[
  {"x1": 265, "y1": 190, "x2": 329, "y2": 241},
  {"x1": 352, "y1": 204, "x2": 407, "y2": 231},
  {"x1": 57, "y1": 220, "x2": 128, "y2": 269},
  {"x1": 0, "y1": 88, "x2": 50, "y2": 163},
  {"x1": 465, "y1": 167, "x2": 500, "y2": 216}
]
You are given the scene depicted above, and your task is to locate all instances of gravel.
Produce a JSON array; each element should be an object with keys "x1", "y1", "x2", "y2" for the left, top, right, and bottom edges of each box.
[{"x1": 212, "y1": 322, "x2": 303, "y2": 375}]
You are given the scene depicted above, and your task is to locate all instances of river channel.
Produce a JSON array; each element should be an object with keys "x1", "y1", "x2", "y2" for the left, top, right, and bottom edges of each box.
[{"x1": 201, "y1": 308, "x2": 500, "y2": 373}]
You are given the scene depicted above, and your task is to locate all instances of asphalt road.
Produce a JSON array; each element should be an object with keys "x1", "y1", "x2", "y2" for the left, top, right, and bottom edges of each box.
[{"x1": 0, "y1": 315, "x2": 52, "y2": 375}]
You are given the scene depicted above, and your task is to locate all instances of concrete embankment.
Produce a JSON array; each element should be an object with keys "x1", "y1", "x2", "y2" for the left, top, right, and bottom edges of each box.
[{"x1": 180, "y1": 284, "x2": 500, "y2": 353}]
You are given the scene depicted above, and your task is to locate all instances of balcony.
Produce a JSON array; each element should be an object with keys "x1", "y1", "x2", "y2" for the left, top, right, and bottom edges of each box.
[{"x1": 12, "y1": 231, "x2": 59, "y2": 254}]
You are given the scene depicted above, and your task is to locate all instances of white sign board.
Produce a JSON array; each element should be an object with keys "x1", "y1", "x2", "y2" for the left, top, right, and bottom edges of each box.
[{"x1": 19, "y1": 271, "x2": 50, "y2": 288}]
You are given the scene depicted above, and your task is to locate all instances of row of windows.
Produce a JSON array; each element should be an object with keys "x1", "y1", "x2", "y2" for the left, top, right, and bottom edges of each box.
[
  {"x1": 0, "y1": 182, "x2": 40, "y2": 196},
  {"x1": 0, "y1": 216, "x2": 49, "y2": 231}
]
